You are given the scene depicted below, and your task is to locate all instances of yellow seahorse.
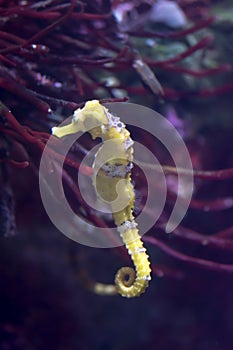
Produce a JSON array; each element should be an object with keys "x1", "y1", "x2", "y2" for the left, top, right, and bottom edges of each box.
[{"x1": 52, "y1": 100, "x2": 151, "y2": 297}]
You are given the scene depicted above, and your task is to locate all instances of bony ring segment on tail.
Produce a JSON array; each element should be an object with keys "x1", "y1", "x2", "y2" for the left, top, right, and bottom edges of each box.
[{"x1": 52, "y1": 100, "x2": 151, "y2": 298}]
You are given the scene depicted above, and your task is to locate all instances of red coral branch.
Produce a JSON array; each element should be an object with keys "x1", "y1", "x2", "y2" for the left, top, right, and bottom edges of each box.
[
  {"x1": 146, "y1": 36, "x2": 213, "y2": 67},
  {"x1": 129, "y1": 16, "x2": 215, "y2": 39},
  {"x1": 144, "y1": 236, "x2": 233, "y2": 274}
]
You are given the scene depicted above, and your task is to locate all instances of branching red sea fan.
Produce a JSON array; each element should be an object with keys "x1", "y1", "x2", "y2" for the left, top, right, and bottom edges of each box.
[{"x1": 0, "y1": 0, "x2": 233, "y2": 283}]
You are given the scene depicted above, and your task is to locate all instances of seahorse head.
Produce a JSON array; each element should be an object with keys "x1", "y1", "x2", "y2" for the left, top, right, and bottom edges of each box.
[
  {"x1": 52, "y1": 100, "x2": 109, "y2": 138},
  {"x1": 73, "y1": 100, "x2": 108, "y2": 132}
]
